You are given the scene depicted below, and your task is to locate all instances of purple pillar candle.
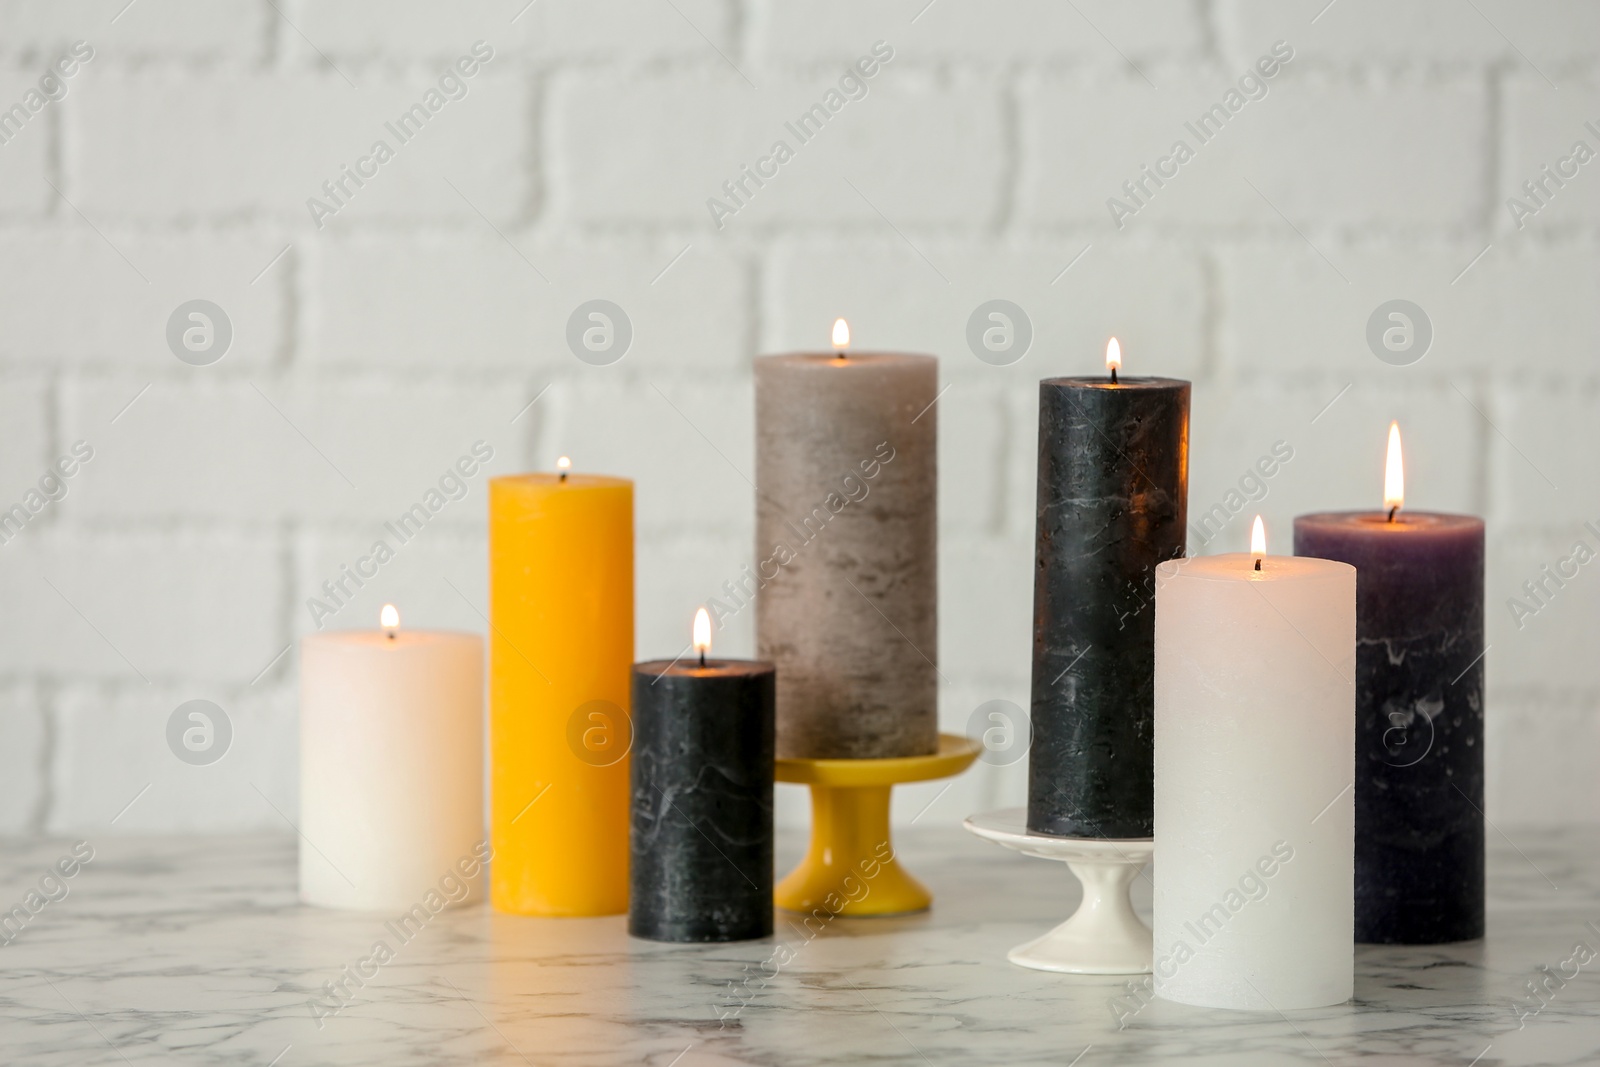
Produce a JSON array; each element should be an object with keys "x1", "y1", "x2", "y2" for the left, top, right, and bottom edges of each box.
[{"x1": 1293, "y1": 433, "x2": 1484, "y2": 944}]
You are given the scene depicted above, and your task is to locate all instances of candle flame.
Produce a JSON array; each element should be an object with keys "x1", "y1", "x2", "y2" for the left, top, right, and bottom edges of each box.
[
  {"x1": 380, "y1": 603, "x2": 400, "y2": 633},
  {"x1": 1384, "y1": 421, "x2": 1404, "y2": 513},
  {"x1": 556, "y1": 455, "x2": 572, "y2": 472},
  {"x1": 832, "y1": 317, "x2": 850, "y2": 351},
  {"x1": 692, "y1": 606, "x2": 712, "y2": 657},
  {"x1": 1250, "y1": 515, "x2": 1266, "y2": 558},
  {"x1": 1105, "y1": 336, "x2": 1122, "y2": 374}
]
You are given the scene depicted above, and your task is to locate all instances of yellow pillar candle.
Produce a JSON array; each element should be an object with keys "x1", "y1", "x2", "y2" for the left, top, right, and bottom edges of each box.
[{"x1": 489, "y1": 465, "x2": 633, "y2": 916}]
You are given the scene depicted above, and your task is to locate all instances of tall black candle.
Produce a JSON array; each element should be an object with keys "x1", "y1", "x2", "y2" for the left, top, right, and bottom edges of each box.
[
  {"x1": 1028, "y1": 343, "x2": 1188, "y2": 839},
  {"x1": 1294, "y1": 426, "x2": 1485, "y2": 943},
  {"x1": 630, "y1": 621, "x2": 775, "y2": 943}
]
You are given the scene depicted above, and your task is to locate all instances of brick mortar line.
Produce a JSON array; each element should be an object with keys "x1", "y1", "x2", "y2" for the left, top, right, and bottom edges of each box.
[
  {"x1": 10, "y1": 56, "x2": 1568, "y2": 83},
  {"x1": 12, "y1": 225, "x2": 1600, "y2": 247}
]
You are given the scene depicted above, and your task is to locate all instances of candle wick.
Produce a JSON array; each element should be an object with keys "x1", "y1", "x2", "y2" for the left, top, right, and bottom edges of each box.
[
  {"x1": 1387, "y1": 505, "x2": 1397, "y2": 523},
  {"x1": 386, "y1": 631, "x2": 396, "y2": 641},
  {"x1": 1254, "y1": 558, "x2": 1261, "y2": 572},
  {"x1": 1110, "y1": 367, "x2": 1118, "y2": 385},
  {"x1": 698, "y1": 650, "x2": 706, "y2": 668},
  {"x1": 559, "y1": 472, "x2": 567, "y2": 483}
]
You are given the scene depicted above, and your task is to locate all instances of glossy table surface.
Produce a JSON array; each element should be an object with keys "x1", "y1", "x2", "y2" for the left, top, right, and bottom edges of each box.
[{"x1": 0, "y1": 825, "x2": 1595, "y2": 1066}]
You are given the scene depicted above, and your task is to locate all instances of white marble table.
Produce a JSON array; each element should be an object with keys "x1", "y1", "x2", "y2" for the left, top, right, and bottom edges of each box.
[{"x1": 1, "y1": 827, "x2": 1596, "y2": 1066}]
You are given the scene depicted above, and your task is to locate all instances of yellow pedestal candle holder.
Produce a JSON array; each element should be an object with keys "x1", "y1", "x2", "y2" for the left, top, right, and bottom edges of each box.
[{"x1": 775, "y1": 734, "x2": 979, "y2": 917}]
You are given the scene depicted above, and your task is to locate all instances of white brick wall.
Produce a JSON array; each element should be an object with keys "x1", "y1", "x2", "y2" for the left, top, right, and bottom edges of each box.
[
  {"x1": 0, "y1": 0, "x2": 1595, "y2": 834},
  {"x1": 0, "y1": 234, "x2": 291, "y2": 369}
]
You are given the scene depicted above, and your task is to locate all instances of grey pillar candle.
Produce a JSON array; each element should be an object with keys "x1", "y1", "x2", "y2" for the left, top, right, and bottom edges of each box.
[
  {"x1": 1029, "y1": 350, "x2": 1188, "y2": 838},
  {"x1": 629, "y1": 646, "x2": 775, "y2": 943},
  {"x1": 754, "y1": 333, "x2": 938, "y2": 759}
]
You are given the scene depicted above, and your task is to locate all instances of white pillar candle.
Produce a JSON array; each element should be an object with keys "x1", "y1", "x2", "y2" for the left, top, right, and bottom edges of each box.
[
  {"x1": 300, "y1": 606, "x2": 485, "y2": 911},
  {"x1": 1153, "y1": 526, "x2": 1355, "y2": 1010}
]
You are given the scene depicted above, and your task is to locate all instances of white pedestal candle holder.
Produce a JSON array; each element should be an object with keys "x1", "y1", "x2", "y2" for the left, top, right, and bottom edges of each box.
[{"x1": 964, "y1": 808, "x2": 1154, "y2": 974}]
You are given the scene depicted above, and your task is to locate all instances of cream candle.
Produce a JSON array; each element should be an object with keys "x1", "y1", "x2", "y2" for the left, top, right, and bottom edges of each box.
[
  {"x1": 1153, "y1": 520, "x2": 1355, "y2": 1010},
  {"x1": 300, "y1": 605, "x2": 485, "y2": 911}
]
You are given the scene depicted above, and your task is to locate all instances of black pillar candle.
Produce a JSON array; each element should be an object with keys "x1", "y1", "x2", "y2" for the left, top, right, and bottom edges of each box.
[
  {"x1": 1295, "y1": 509, "x2": 1485, "y2": 944},
  {"x1": 1028, "y1": 358, "x2": 1189, "y2": 839},
  {"x1": 629, "y1": 651, "x2": 775, "y2": 943}
]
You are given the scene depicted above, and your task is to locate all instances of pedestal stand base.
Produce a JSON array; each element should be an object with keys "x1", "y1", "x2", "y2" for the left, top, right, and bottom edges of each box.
[
  {"x1": 964, "y1": 808, "x2": 1154, "y2": 974},
  {"x1": 775, "y1": 734, "x2": 980, "y2": 917}
]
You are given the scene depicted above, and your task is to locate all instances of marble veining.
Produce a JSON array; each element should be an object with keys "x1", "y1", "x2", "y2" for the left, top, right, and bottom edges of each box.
[{"x1": 0, "y1": 827, "x2": 1596, "y2": 1065}]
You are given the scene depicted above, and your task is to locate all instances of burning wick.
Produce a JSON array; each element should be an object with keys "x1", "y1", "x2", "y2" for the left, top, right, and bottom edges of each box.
[
  {"x1": 1383, "y1": 421, "x2": 1404, "y2": 524},
  {"x1": 557, "y1": 455, "x2": 571, "y2": 483},
  {"x1": 380, "y1": 603, "x2": 400, "y2": 641},
  {"x1": 1106, "y1": 337, "x2": 1121, "y2": 385},
  {"x1": 832, "y1": 317, "x2": 850, "y2": 360},
  {"x1": 692, "y1": 606, "x2": 711, "y2": 668},
  {"x1": 1250, "y1": 515, "x2": 1266, "y2": 572}
]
